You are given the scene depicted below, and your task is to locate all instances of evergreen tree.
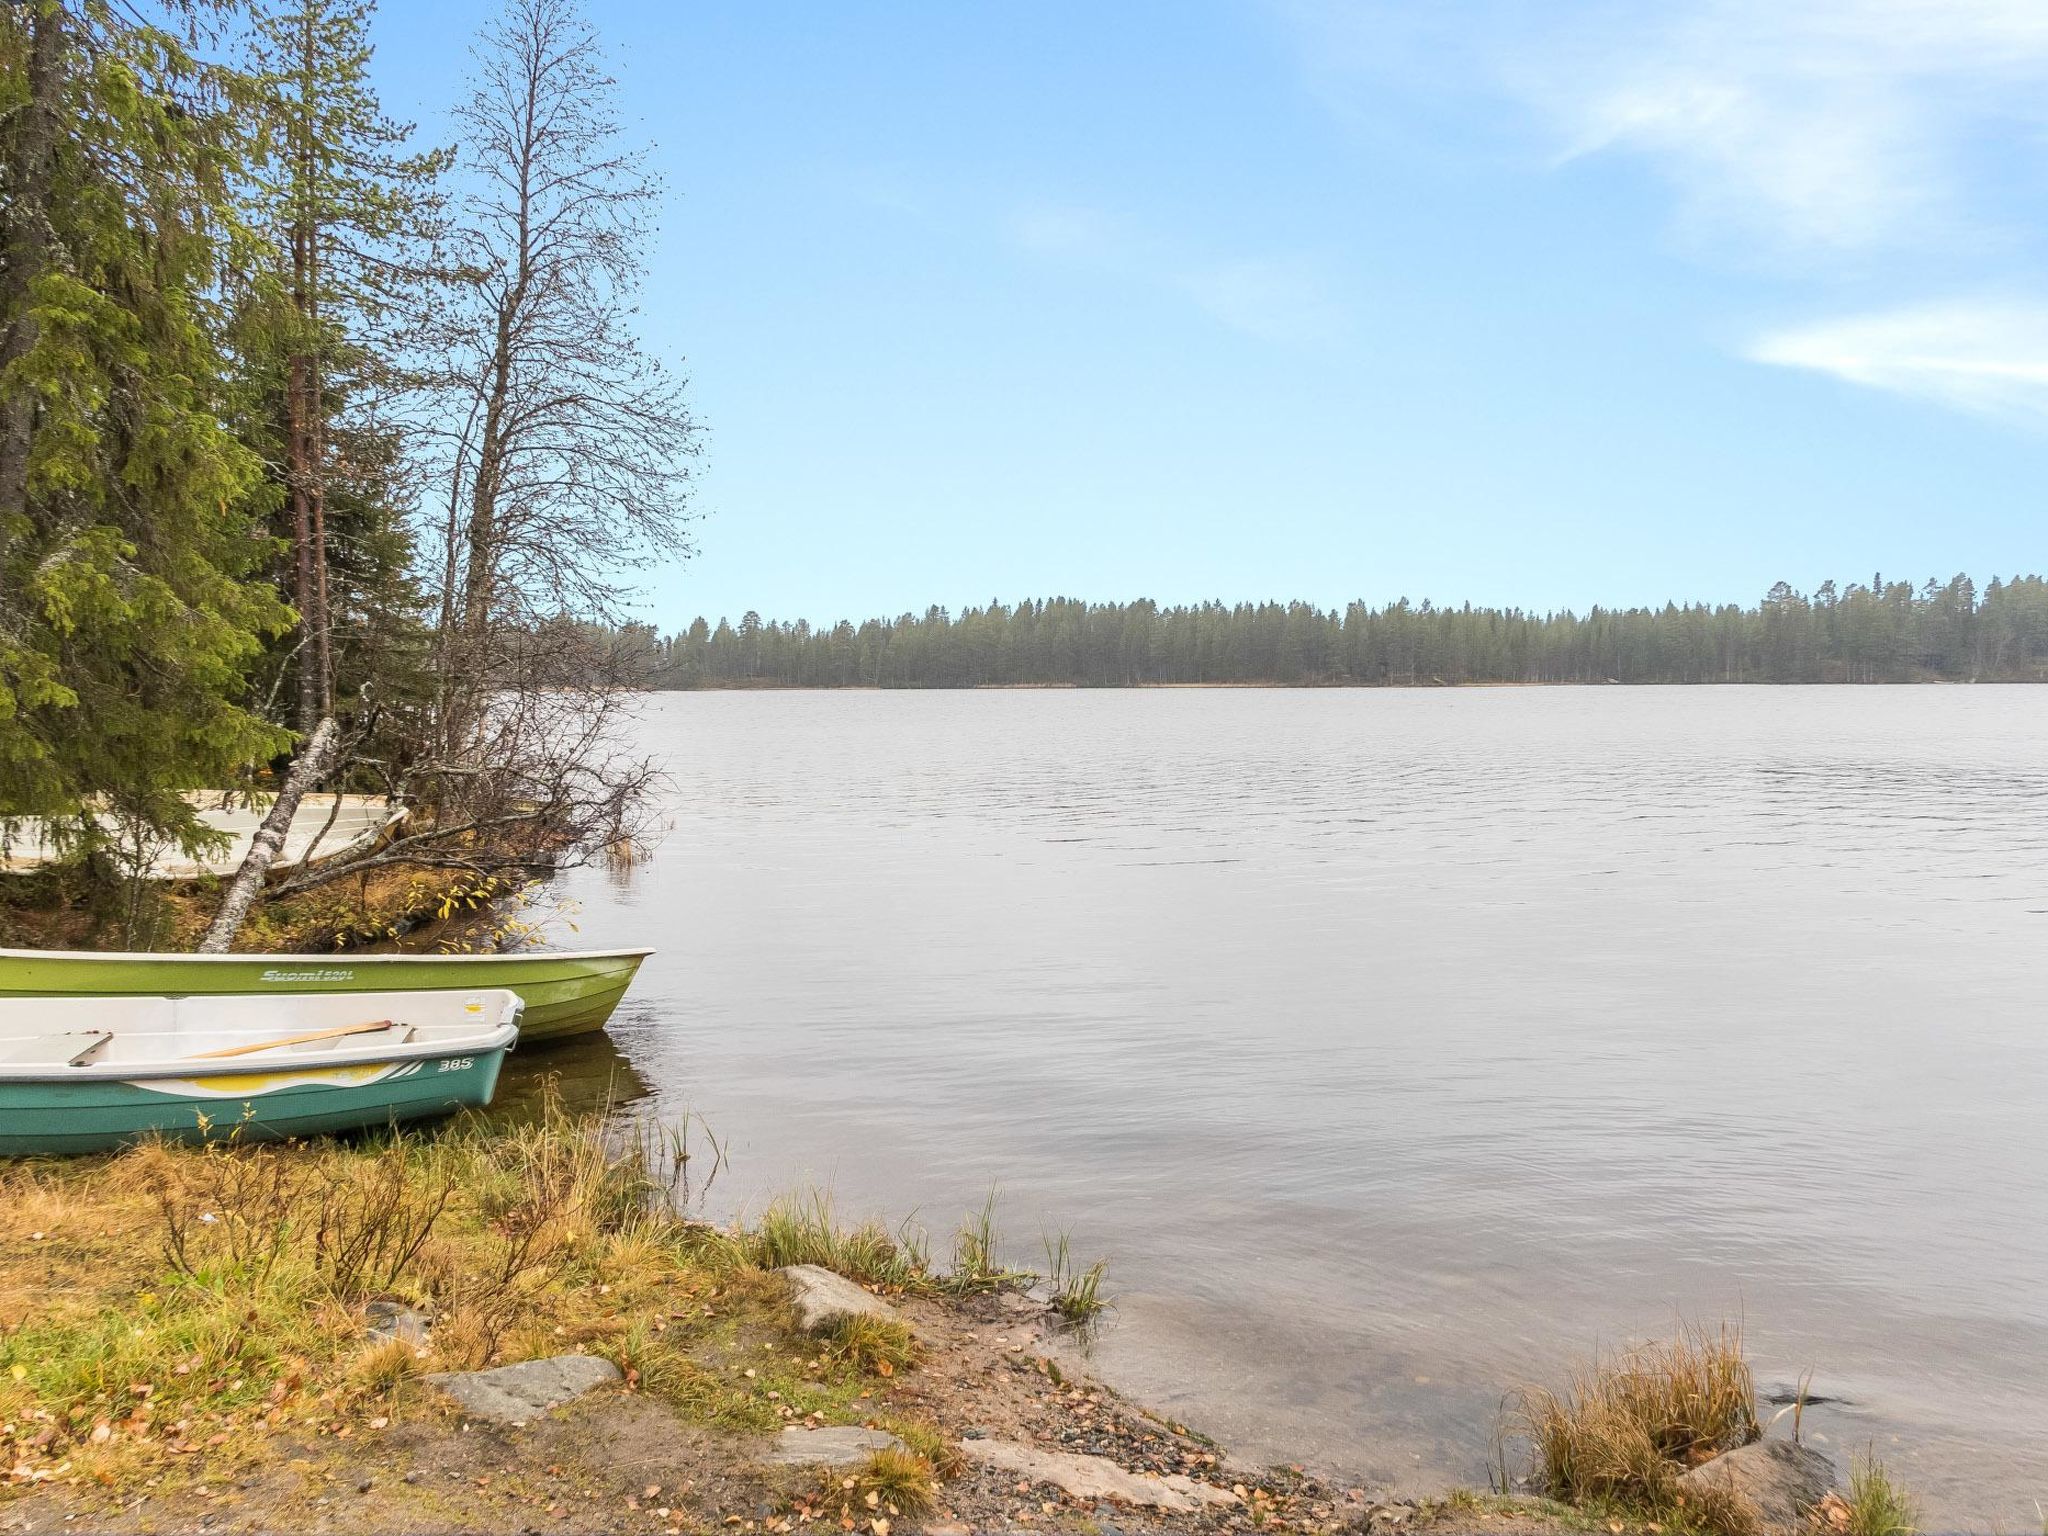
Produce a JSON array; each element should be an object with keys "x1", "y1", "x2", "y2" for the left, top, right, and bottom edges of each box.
[
  {"x1": 653, "y1": 575, "x2": 2048, "y2": 691},
  {"x1": 242, "y1": 0, "x2": 445, "y2": 736},
  {"x1": 0, "y1": 1, "x2": 291, "y2": 860}
]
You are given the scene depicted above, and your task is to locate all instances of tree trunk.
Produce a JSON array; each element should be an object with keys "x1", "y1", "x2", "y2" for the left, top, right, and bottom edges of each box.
[
  {"x1": 0, "y1": 2, "x2": 64, "y2": 545},
  {"x1": 287, "y1": 343, "x2": 318, "y2": 732},
  {"x1": 197, "y1": 716, "x2": 338, "y2": 953}
]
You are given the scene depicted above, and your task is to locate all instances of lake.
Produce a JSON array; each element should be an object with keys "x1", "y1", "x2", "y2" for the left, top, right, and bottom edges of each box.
[{"x1": 514, "y1": 687, "x2": 2048, "y2": 1530}]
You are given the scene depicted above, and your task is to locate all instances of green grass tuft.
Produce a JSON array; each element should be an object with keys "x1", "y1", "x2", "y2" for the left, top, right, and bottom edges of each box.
[
  {"x1": 825, "y1": 1311, "x2": 921, "y2": 1376},
  {"x1": 740, "y1": 1188, "x2": 931, "y2": 1291},
  {"x1": 1042, "y1": 1230, "x2": 1111, "y2": 1324},
  {"x1": 1844, "y1": 1451, "x2": 1918, "y2": 1536},
  {"x1": 943, "y1": 1187, "x2": 1027, "y2": 1294}
]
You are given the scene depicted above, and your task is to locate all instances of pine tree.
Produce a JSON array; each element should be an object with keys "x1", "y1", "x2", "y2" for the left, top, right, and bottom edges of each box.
[{"x1": 242, "y1": 0, "x2": 446, "y2": 736}]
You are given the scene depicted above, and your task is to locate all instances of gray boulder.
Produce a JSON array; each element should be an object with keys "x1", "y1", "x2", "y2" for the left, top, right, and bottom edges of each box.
[
  {"x1": 776, "y1": 1264, "x2": 899, "y2": 1333},
  {"x1": 961, "y1": 1440, "x2": 1237, "y2": 1513},
  {"x1": 1676, "y1": 1439, "x2": 1835, "y2": 1533},
  {"x1": 767, "y1": 1426, "x2": 908, "y2": 1466},
  {"x1": 423, "y1": 1354, "x2": 622, "y2": 1426},
  {"x1": 364, "y1": 1300, "x2": 431, "y2": 1346}
]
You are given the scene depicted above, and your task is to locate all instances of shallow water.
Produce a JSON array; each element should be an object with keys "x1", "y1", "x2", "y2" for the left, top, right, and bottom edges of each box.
[{"x1": 509, "y1": 687, "x2": 2048, "y2": 1531}]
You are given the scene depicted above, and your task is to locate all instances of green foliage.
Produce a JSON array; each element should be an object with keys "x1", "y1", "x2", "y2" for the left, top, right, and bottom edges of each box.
[
  {"x1": 945, "y1": 1186, "x2": 1024, "y2": 1295},
  {"x1": 824, "y1": 1311, "x2": 921, "y2": 1376},
  {"x1": 1042, "y1": 1230, "x2": 1111, "y2": 1324},
  {"x1": 652, "y1": 573, "x2": 2048, "y2": 688},
  {"x1": 1844, "y1": 1452, "x2": 1918, "y2": 1536},
  {"x1": 0, "y1": 4, "x2": 292, "y2": 856},
  {"x1": 739, "y1": 1187, "x2": 933, "y2": 1291},
  {"x1": 236, "y1": 0, "x2": 445, "y2": 738}
]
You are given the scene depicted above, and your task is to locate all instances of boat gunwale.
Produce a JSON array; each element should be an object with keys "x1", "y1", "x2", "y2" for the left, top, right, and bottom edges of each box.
[
  {"x1": 0, "y1": 946, "x2": 653, "y2": 966},
  {"x1": 0, "y1": 1019, "x2": 519, "y2": 1083}
]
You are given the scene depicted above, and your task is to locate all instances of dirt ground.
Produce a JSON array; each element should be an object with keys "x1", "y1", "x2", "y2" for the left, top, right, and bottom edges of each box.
[{"x1": 0, "y1": 1284, "x2": 1583, "y2": 1536}]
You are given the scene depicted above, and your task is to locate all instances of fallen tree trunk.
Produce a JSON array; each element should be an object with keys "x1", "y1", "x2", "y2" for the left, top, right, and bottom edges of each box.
[{"x1": 197, "y1": 717, "x2": 339, "y2": 953}]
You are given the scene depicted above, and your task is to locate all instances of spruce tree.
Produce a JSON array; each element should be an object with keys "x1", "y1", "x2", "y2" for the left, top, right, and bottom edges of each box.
[
  {"x1": 242, "y1": 0, "x2": 445, "y2": 737},
  {"x1": 0, "y1": 2, "x2": 291, "y2": 862}
]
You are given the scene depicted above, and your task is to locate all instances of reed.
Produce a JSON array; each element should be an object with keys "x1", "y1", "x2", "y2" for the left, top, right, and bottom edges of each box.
[
  {"x1": 1042, "y1": 1229, "x2": 1111, "y2": 1323},
  {"x1": 1520, "y1": 1321, "x2": 1761, "y2": 1535},
  {"x1": 1844, "y1": 1451, "x2": 1918, "y2": 1536},
  {"x1": 739, "y1": 1187, "x2": 931, "y2": 1291},
  {"x1": 944, "y1": 1186, "x2": 1027, "y2": 1294}
]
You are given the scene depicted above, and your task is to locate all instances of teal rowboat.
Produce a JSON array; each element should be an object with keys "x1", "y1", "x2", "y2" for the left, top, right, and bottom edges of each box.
[
  {"x1": 0, "y1": 946, "x2": 651, "y2": 1045},
  {"x1": 0, "y1": 989, "x2": 520, "y2": 1155}
]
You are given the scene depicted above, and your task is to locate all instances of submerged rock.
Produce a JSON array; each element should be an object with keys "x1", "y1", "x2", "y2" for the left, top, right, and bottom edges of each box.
[
  {"x1": 1676, "y1": 1439, "x2": 1835, "y2": 1533},
  {"x1": 775, "y1": 1264, "x2": 898, "y2": 1333},
  {"x1": 961, "y1": 1439, "x2": 1237, "y2": 1512},
  {"x1": 422, "y1": 1354, "x2": 622, "y2": 1426},
  {"x1": 767, "y1": 1425, "x2": 908, "y2": 1466}
]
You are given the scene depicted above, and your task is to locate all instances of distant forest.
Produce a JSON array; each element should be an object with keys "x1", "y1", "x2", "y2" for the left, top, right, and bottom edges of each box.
[{"x1": 627, "y1": 573, "x2": 2048, "y2": 689}]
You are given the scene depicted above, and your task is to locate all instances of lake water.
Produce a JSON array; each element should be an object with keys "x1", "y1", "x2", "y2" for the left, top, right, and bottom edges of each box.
[{"x1": 515, "y1": 688, "x2": 2048, "y2": 1531}]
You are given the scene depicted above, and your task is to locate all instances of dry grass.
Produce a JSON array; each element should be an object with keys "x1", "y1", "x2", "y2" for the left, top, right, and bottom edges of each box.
[
  {"x1": 844, "y1": 1445, "x2": 938, "y2": 1514},
  {"x1": 0, "y1": 1104, "x2": 942, "y2": 1495},
  {"x1": 824, "y1": 1311, "x2": 921, "y2": 1376},
  {"x1": 346, "y1": 1337, "x2": 422, "y2": 1393},
  {"x1": 1520, "y1": 1322, "x2": 1762, "y2": 1535}
]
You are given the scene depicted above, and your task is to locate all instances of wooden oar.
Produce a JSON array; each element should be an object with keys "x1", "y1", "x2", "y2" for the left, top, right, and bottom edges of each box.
[{"x1": 187, "y1": 1019, "x2": 399, "y2": 1060}]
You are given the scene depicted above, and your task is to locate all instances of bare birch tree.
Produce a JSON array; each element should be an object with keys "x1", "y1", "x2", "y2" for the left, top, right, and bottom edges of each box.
[
  {"x1": 426, "y1": 0, "x2": 697, "y2": 733},
  {"x1": 278, "y1": 0, "x2": 701, "y2": 900}
]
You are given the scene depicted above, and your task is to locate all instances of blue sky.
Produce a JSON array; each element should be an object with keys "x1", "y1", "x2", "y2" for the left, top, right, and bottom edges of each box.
[{"x1": 370, "y1": 0, "x2": 2048, "y2": 629}]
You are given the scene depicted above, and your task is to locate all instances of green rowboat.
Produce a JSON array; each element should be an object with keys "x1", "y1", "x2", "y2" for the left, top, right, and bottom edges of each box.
[
  {"x1": 0, "y1": 990, "x2": 520, "y2": 1155},
  {"x1": 0, "y1": 946, "x2": 651, "y2": 1045}
]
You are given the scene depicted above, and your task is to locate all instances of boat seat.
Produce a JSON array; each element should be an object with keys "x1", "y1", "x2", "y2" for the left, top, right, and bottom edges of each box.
[{"x1": 0, "y1": 1032, "x2": 112, "y2": 1067}]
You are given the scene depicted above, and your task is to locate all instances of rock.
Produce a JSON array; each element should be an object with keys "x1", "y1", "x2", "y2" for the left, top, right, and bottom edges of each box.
[
  {"x1": 1676, "y1": 1440, "x2": 1836, "y2": 1533},
  {"x1": 775, "y1": 1264, "x2": 898, "y2": 1333},
  {"x1": 364, "y1": 1300, "x2": 431, "y2": 1346},
  {"x1": 961, "y1": 1440, "x2": 1238, "y2": 1513},
  {"x1": 766, "y1": 1426, "x2": 908, "y2": 1466},
  {"x1": 422, "y1": 1355, "x2": 622, "y2": 1426}
]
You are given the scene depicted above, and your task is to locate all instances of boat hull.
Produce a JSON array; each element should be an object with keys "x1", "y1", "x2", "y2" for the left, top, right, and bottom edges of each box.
[
  {"x1": 0, "y1": 949, "x2": 649, "y2": 1045},
  {"x1": 0, "y1": 1045, "x2": 506, "y2": 1156}
]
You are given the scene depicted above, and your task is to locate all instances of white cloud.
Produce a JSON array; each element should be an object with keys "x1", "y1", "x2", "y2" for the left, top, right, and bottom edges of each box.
[
  {"x1": 1270, "y1": 0, "x2": 2048, "y2": 423},
  {"x1": 1750, "y1": 302, "x2": 2048, "y2": 422},
  {"x1": 1273, "y1": 0, "x2": 2048, "y2": 258},
  {"x1": 1536, "y1": 0, "x2": 2048, "y2": 254}
]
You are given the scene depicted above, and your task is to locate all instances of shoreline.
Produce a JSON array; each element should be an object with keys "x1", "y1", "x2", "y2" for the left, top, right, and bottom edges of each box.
[
  {"x1": 0, "y1": 1114, "x2": 1901, "y2": 1536},
  {"x1": 641, "y1": 676, "x2": 2044, "y2": 692}
]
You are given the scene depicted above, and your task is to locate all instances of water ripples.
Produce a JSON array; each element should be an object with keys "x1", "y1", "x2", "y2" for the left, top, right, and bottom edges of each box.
[{"x1": 536, "y1": 686, "x2": 2048, "y2": 1530}]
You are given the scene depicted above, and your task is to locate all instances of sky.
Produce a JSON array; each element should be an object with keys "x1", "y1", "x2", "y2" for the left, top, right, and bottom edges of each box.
[{"x1": 368, "y1": 0, "x2": 2048, "y2": 630}]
